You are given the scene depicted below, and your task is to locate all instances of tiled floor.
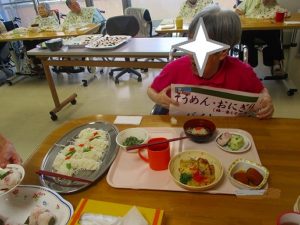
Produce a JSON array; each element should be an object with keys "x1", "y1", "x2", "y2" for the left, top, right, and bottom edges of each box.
[{"x1": 0, "y1": 63, "x2": 300, "y2": 162}]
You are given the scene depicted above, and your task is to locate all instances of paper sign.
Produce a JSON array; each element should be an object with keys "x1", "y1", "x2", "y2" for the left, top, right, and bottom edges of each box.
[{"x1": 169, "y1": 84, "x2": 260, "y2": 117}]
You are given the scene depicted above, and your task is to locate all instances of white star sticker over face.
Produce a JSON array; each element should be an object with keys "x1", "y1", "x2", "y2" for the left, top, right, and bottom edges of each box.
[{"x1": 172, "y1": 18, "x2": 230, "y2": 77}]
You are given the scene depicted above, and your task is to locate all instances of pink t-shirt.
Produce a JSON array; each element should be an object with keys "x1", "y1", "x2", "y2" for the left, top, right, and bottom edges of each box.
[{"x1": 151, "y1": 55, "x2": 264, "y2": 94}]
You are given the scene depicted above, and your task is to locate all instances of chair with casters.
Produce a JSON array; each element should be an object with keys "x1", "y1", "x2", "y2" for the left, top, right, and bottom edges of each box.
[{"x1": 106, "y1": 15, "x2": 142, "y2": 84}]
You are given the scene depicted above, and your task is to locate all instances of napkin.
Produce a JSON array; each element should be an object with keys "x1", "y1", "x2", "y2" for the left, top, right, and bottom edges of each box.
[
  {"x1": 114, "y1": 116, "x2": 142, "y2": 125},
  {"x1": 121, "y1": 206, "x2": 148, "y2": 225},
  {"x1": 79, "y1": 207, "x2": 148, "y2": 225}
]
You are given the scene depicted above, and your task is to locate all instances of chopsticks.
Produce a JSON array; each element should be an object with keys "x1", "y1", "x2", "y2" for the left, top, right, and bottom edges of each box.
[
  {"x1": 36, "y1": 170, "x2": 93, "y2": 184},
  {"x1": 126, "y1": 136, "x2": 189, "y2": 151}
]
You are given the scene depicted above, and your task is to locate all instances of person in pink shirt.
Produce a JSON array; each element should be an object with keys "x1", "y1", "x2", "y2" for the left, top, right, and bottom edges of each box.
[{"x1": 147, "y1": 5, "x2": 274, "y2": 119}]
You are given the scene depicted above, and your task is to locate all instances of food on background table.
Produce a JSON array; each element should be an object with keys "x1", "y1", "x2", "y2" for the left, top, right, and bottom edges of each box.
[
  {"x1": 52, "y1": 128, "x2": 109, "y2": 176},
  {"x1": 186, "y1": 127, "x2": 209, "y2": 136},
  {"x1": 122, "y1": 136, "x2": 144, "y2": 147},
  {"x1": 217, "y1": 132, "x2": 245, "y2": 151},
  {"x1": 179, "y1": 157, "x2": 215, "y2": 187},
  {"x1": 0, "y1": 167, "x2": 22, "y2": 191},
  {"x1": 86, "y1": 35, "x2": 129, "y2": 48},
  {"x1": 233, "y1": 167, "x2": 264, "y2": 186}
]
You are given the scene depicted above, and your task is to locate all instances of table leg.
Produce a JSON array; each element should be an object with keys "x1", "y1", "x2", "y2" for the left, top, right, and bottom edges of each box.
[{"x1": 41, "y1": 59, "x2": 77, "y2": 121}]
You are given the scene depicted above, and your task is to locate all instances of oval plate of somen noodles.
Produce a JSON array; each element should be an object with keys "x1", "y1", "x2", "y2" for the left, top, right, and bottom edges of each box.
[{"x1": 39, "y1": 121, "x2": 119, "y2": 194}]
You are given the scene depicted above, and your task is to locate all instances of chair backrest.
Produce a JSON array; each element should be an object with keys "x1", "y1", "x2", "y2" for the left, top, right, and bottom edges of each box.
[
  {"x1": 3, "y1": 21, "x2": 17, "y2": 31},
  {"x1": 106, "y1": 15, "x2": 139, "y2": 36},
  {"x1": 124, "y1": 7, "x2": 152, "y2": 37}
]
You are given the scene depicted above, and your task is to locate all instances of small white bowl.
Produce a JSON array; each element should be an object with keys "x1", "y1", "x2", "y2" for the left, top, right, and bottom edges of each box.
[
  {"x1": 228, "y1": 158, "x2": 269, "y2": 190},
  {"x1": 116, "y1": 128, "x2": 148, "y2": 152},
  {"x1": 168, "y1": 150, "x2": 223, "y2": 191}
]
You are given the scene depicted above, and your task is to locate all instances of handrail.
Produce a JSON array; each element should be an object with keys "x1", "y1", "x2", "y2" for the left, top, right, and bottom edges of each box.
[{"x1": 0, "y1": 1, "x2": 34, "y2": 6}]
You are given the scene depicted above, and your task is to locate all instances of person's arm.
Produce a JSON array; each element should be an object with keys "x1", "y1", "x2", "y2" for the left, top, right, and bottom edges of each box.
[
  {"x1": 235, "y1": 8, "x2": 244, "y2": 15},
  {"x1": 235, "y1": 0, "x2": 246, "y2": 15},
  {"x1": 147, "y1": 86, "x2": 178, "y2": 109},
  {"x1": 254, "y1": 88, "x2": 274, "y2": 119},
  {"x1": 92, "y1": 8, "x2": 105, "y2": 25},
  {"x1": 0, "y1": 134, "x2": 22, "y2": 168}
]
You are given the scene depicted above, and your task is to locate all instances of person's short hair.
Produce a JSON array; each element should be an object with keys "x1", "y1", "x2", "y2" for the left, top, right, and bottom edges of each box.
[
  {"x1": 188, "y1": 4, "x2": 241, "y2": 49},
  {"x1": 38, "y1": 3, "x2": 51, "y2": 13}
]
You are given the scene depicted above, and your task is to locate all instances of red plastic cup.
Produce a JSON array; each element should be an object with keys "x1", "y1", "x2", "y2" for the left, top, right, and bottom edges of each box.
[
  {"x1": 275, "y1": 11, "x2": 285, "y2": 23},
  {"x1": 138, "y1": 137, "x2": 170, "y2": 171}
]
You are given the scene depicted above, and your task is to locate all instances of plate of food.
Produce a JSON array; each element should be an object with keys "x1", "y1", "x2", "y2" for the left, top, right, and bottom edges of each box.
[
  {"x1": 63, "y1": 34, "x2": 103, "y2": 48},
  {"x1": 0, "y1": 185, "x2": 73, "y2": 225},
  {"x1": 168, "y1": 150, "x2": 224, "y2": 191},
  {"x1": 39, "y1": 121, "x2": 119, "y2": 193},
  {"x1": 85, "y1": 35, "x2": 131, "y2": 49},
  {"x1": 216, "y1": 131, "x2": 251, "y2": 153},
  {"x1": 0, "y1": 164, "x2": 25, "y2": 197}
]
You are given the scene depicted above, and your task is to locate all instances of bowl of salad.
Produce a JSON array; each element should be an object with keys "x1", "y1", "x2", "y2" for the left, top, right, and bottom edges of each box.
[
  {"x1": 168, "y1": 150, "x2": 223, "y2": 191},
  {"x1": 183, "y1": 119, "x2": 216, "y2": 143},
  {"x1": 116, "y1": 128, "x2": 149, "y2": 152}
]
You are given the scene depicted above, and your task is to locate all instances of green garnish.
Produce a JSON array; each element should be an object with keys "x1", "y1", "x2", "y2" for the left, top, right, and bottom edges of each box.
[
  {"x1": 179, "y1": 173, "x2": 192, "y2": 184},
  {"x1": 65, "y1": 151, "x2": 76, "y2": 157},
  {"x1": 0, "y1": 171, "x2": 10, "y2": 180},
  {"x1": 122, "y1": 136, "x2": 144, "y2": 146},
  {"x1": 83, "y1": 147, "x2": 91, "y2": 152},
  {"x1": 66, "y1": 163, "x2": 72, "y2": 170}
]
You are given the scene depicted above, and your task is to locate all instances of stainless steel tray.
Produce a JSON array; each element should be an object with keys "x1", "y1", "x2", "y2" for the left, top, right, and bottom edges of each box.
[{"x1": 39, "y1": 121, "x2": 119, "y2": 194}]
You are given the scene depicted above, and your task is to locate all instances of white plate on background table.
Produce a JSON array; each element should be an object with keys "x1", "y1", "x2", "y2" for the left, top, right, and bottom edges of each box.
[
  {"x1": 85, "y1": 35, "x2": 131, "y2": 49},
  {"x1": 0, "y1": 185, "x2": 73, "y2": 225},
  {"x1": 63, "y1": 34, "x2": 103, "y2": 48},
  {"x1": 39, "y1": 121, "x2": 119, "y2": 194},
  {"x1": 215, "y1": 131, "x2": 251, "y2": 153}
]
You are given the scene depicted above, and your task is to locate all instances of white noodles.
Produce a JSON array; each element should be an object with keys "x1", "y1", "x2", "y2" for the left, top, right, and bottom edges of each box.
[{"x1": 52, "y1": 128, "x2": 109, "y2": 176}]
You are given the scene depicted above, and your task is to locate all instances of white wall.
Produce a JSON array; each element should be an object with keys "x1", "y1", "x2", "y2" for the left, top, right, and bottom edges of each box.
[{"x1": 277, "y1": 0, "x2": 300, "y2": 12}]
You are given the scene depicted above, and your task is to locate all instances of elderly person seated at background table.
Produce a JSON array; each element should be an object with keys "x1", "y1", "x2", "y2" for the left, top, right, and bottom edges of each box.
[
  {"x1": 147, "y1": 5, "x2": 274, "y2": 119},
  {"x1": 63, "y1": 0, "x2": 105, "y2": 29},
  {"x1": 31, "y1": 3, "x2": 59, "y2": 28},
  {"x1": 178, "y1": 0, "x2": 214, "y2": 22},
  {"x1": 23, "y1": 3, "x2": 59, "y2": 74},
  {"x1": 236, "y1": 0, "x2": 288, "y2": 76}
]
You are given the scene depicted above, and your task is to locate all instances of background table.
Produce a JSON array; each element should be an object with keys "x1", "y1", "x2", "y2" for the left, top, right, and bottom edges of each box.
[
  {"x1": 0, "y1": 24, "x2": 99, "y2": 85},
  {"x1": 22, "y1": 115, "x2": 300, "y2": 225},
  {"x1": 28, "y1": 37, "x2": 186, "y2": 121}
]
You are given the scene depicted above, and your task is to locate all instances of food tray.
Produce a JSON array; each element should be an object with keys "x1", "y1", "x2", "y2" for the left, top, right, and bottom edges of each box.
[
  {"x1": 85, "y1": 35, "x2": 131, "y2": 49},
  {"x1": 40, "y1": 121, "x2": 119, "y2": 194},
  {"x1": 106, "y1": 127, "x2": 264, "y2": 194}
]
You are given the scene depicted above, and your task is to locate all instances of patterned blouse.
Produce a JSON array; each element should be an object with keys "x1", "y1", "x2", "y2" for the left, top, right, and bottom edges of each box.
[
  {"x1": 237, "y1": 0, "x2": 286, "y2": 19},
  {"x1": 62, "y1": 7, "x2": 105, "y2": 28},
  {"x1": 32, "y1": 13, "x2": 59, "y2": 28},
  {"x1": 178, "y1": 0, "x2": 214, "y2": 22}
]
